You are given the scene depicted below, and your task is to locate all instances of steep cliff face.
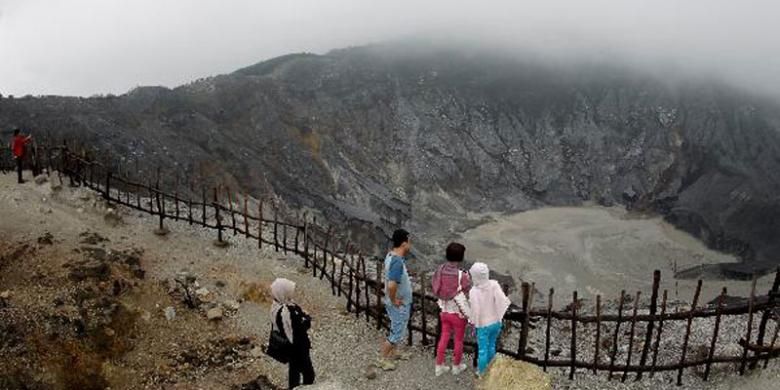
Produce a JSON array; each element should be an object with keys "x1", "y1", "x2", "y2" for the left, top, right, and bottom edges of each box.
[{"x1": 2, "y1": 44, "x2": 779, "y2": 273}]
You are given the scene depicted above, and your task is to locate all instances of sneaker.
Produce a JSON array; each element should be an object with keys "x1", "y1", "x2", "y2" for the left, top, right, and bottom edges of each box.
[
  {"x1": 451, "y1": 363, "x2": 468, "y2": 375},
  {"x1": 435, "y1": 365, "x2": 450, "y2": 377}
]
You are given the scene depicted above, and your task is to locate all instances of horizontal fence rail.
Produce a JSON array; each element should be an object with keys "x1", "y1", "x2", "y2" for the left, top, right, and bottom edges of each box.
[{"x1": 2, "y1": 141, "x2": 780, "y2": 385}]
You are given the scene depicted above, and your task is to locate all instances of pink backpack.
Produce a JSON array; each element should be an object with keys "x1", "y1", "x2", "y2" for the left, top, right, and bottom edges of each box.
[{"x1": 431, "y1": 264, "x2": 465, "y2": 300}]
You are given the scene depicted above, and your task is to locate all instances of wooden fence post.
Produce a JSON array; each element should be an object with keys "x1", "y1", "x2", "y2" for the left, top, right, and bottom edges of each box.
[
  {"x1": 518, "y1": 282, "x2": 531, "y2": 358},
  {"x1": 283, "y1": 219, "x2": 289, "y2": 255},
  {"x1": 338, "y1": 242, "x2": 350, "y2": 297},
  {"x1": 622, "y1": 291, "x2": 641, "y2": 382},
  {"x1": 273, "y1": 206, "x2": 279, "y2": 252},
  {"x1": 753, "y1": 268, "x2": 780, "y2": 369},
  {"x1": 321, "y1": 227, "x2": 333, "y2": 280},
  {"x1": 201, "y1": 186, "x2": 207, "y2": 226},
  {"x1": 243, "y1": 194, "x2": 249, "y2": 238},
  {"x1": 294, "y1": 213, "x2": 301, "y2": 252},
  {"x1": 676, "y1": 279, "x2": 703, "y2": 386},
  {"x1": 376, "y1": 257, "x2": 383, "y2": 330},
  {"x1": 214, "y1": 187, "x2": 225, "y2": 246},
  {"x1": 608, "y1": 291, "x2": 626, "y2": 380},
  {"x1": 421, "y1": 272, "x2": 429, "y2": 346},
  {"x1": 361, "y1": 254, "x2": 370, "y2": 322},
  {"x1": 354, "y1": 257, "x2": 362, "y2": 319},
  {"x1": 226, "y1": 189, "x2": 236, "y2": 235},
  {"x1": 104, "y1": 171, "x2": 112, "y2": 205},
  {"x1": 543, "y1": 288, "x2": 554, "y2": 371},
  {"x1": 570, "y1": 290, "x2": 578, "y2": 380},
  {"x1": 636, "y1": 270, "x2": 661, "y2": 381},
  {"x1": 649, "y1": 290, "x2": 668, "y2": 377},
  {"x1": 346, "y1": 259, "x2": 355, "y2": 312},
  {"x1": 738, "y1": 277, "x2": 759, "y2": 376},
  {"x1": 593, "y1": 294, "x2": 601, "y2": 374},
  {"x1": 258, "y1": 200, "x2": 264, "y2": 249},
  {"x1": 704, "y1": 287, "x2": 727, "y2": 381}
]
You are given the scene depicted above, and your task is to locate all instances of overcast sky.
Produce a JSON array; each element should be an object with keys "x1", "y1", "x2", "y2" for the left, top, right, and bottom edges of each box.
[{"x1": 1, "y1": 0, "x2": 779, "y2": 97}]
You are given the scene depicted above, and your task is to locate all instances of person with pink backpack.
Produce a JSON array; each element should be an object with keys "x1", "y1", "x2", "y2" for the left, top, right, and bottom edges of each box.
[{"x1": 431, "y1": 242, "x2": 473, "y2": 377}]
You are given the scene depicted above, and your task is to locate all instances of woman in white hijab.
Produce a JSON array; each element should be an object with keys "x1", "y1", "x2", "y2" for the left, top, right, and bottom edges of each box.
[
  {"x1": 270, "y1": 278, "x2": 315, "y2": 388},
  {"x1": 468, "y1": 262, "x2": 511, "y2": 375}
]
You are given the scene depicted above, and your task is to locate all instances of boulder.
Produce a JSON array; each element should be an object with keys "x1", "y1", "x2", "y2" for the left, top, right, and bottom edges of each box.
[
  {"x1": 478, "y1": 355, "x2": 551, "y2": 390},
  {"x1": 104, "y1": 208, "x2": 123, "y2": 227},
  {"x1": 223, "y1": 300, "x2": 240, "y2": 311},
  {"x1": 206, "y1": 307, "x2": 223, "y2": 320},
  {"x1": 164, "y1": 306, "x2": 176, "y2": 321}
]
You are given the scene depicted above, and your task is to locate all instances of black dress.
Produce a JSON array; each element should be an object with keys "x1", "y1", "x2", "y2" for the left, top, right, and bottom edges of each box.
[{"x1": 276, "y1": 304, "x2": 315, "y2": 389}]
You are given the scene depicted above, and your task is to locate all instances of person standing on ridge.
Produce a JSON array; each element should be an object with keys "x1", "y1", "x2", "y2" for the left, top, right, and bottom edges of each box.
[
  {"x1": 379, "y1": 229, "x2": 414, "y2": 370},
  {"x1": 10, "y1": 128, "x2": 32, "y2": 184},
  {"x1": 432, "y1": 242, "x2": 473, "y2": 377}
]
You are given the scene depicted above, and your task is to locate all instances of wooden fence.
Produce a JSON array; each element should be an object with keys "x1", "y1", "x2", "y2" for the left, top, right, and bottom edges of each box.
[{"x1": 2, "y1": 142, "x2": 780, "y2": 385}]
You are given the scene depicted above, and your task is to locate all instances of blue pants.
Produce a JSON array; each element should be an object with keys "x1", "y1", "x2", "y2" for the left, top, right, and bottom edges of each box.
[
  {"x1": 385, "y1": 303, "x2": 411, "y2": 344},
  {"x1": 476, "y1": 321, "x2": 502, "y2": 374}
]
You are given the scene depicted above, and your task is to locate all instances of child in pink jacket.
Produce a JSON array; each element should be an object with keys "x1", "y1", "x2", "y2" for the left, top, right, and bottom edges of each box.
[{"x1": 469, "y1": 262, "x2": 511, "y2": 375}]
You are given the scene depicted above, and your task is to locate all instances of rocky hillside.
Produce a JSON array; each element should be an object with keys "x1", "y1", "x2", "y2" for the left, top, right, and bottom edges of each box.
[{"x1": 2, "y1": 43, "x2": 779, "y2": 273}]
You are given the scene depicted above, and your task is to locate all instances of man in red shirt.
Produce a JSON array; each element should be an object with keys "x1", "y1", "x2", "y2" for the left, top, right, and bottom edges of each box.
[{"x1": 10, "y1": 128, "x2": 32, "y2": 183}]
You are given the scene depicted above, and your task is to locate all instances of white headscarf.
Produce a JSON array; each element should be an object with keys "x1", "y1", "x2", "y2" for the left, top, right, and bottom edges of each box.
[{"x1": 270, "y1": 278, "x2": 296, "y2": 343}]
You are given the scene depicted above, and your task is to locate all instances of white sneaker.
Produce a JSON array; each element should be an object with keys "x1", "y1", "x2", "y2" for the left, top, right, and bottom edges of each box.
[
  {"x1": 451, "y1": 363, "x2": 468, "y2": 375},
  {"x1": 435, "y1": 365, "x2": 450, "y2": 377}
]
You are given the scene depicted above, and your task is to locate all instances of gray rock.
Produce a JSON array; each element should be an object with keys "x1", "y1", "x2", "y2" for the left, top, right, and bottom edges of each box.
[
  {"x1": 223, "y1": 300, "x2": 240, "y2": 311},
  {"x1": 206, "y1": 307, "x2": 223, "y2": 320},
  {"x1": 104, "y1": 208, "x2": 123, "y2": 227},
  {"x1": 164, "y1": 306, "x2": 176, "y2": 321}
]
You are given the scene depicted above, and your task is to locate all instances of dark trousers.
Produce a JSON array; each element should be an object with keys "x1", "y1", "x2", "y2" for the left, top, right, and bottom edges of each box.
[
  {"x1": 288, "y1": 349, "x2": 315, "y2": 389},
  {"x1": 16, "y1": 157, "x2": 23, "y2": 183}
]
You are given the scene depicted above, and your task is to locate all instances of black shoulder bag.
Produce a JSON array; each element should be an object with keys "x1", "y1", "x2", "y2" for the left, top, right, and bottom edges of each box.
[{"x1": 265, "y1": 315, "x2": 292, "y2": 363}]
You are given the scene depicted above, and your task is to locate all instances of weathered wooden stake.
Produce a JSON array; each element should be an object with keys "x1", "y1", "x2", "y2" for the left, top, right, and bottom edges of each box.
[
  {"x1": 636, "y1": 270, "x2": 661, "y2": 381},
  {"x1": 258, "y1": 200, "x2": 264, "y2": 249},
  {"x1": 649, "y1": 290, "x2": 668, "y2": 377},
  {"x1": 593, "y1": 294, "x2": 602, "y2": 374},
  {"x1": 321, "y1": 227, "x2": 333, "y2": 279},
  {"x1": 738, "y1": 276, "x2": 759, "y2": 376},
  {"x1": 214, "y1": 187, "x2": 225, "y2": 245},
  {"x1": 376, "y1": 257, "x2": 383, "y2": 330},
  {"x1": 243, "y1": 195, "x2": 249, "y2": 238},
  {"x1": 273, "y1": 206, "x2": 279, "y2": 252},
  {"x1": 544, "y1": 288, "x2": 554, "y2": 371},
  {"x1": 754, "y1": 268, "x2": 780, "y2": 369},
  {"x1": 622, "y1": 291, "x2": 641, "y2": 382},
  {"x1": 519, "y1": 282, "x2": 531, "y2": 357},
  {"x1": 201, "y1": 187, "x2": 207, "y2": 226},
  {"x1": 570, "y1": 290, "x2": 578, "y2": 380},
  {"x1": 608, "y1": 291, "x2": 626, "y2": 380},
  {"x1": 677, "y1": 279, "x2": 703, "y2": 386},
  {"x1": 704, "y1": 287, "x2": 727, "y2": 381},
  {"x1": 361, "y1": 255, "x2": 370, "y2": 322},
  {"x1": 421, "y1": 271, "x2": 429, "y2": 346}
]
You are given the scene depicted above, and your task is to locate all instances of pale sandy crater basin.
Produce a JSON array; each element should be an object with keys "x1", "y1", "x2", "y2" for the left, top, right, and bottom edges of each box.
[{"x1": 458, "y1": 206, "x2": 774, "y2": 306}]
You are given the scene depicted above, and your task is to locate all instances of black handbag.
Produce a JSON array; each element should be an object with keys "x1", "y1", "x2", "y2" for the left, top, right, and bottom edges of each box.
[{"x1": 265, "y1": 326, "x2": 292, "y2": 363}]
